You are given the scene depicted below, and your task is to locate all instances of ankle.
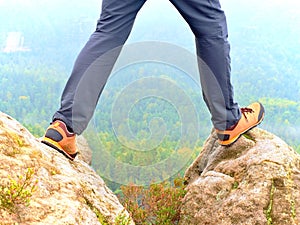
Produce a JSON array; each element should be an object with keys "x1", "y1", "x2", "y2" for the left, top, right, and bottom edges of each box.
[{"x1": 53, "y1": 119, "x2": 74, "y2": 134}]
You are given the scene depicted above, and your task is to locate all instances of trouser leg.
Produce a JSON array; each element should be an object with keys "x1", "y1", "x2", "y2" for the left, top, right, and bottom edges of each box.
[
  {"x1": 169, "y1": 0, "x2": 241, "y2": 130},
  {"x1": 53, "y1": 0, "x2": 146, "y2": 134}
]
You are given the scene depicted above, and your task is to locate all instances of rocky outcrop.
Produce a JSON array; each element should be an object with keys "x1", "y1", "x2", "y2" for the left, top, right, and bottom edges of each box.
[
  {"x1": 2, "y1": 111, "x2": 300, "y2": 225},
  {"x1": 0, "y1": 112, "x2": 133, "y2": 225},
  {"x1": 179, "y1": 128, "x2": 300, "y2": 225},
  {"x1": 76, "y1": 135, "x2": 93, "y2": 165}
]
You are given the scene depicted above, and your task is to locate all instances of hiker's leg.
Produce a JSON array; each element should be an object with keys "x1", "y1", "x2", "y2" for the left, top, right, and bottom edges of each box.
[
  {"x1": 170, "y1": 0, "x2": 240, "y2": 130},
  {"x1": 53, "y1": 0, "x2": 146, "y2": 134}
]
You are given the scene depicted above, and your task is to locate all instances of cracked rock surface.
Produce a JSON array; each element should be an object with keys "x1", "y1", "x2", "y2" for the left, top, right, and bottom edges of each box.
[{"x1": 180, "y1": 128, "x2": 300, "y2": 225}]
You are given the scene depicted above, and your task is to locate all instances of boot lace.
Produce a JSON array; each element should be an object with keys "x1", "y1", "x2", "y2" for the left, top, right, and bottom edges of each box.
[{"x1": 241, "y1": 107, "x2": 254, "y2": 121}]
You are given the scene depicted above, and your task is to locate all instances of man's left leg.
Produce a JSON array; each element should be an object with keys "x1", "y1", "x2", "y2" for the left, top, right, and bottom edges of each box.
[{"x1": 169, "y1": 0, "x2": 264, "y2": 145}]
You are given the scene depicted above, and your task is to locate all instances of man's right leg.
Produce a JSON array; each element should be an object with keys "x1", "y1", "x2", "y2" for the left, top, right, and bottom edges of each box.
[{"x1": 42, "y1": 0, "x2": 146, "y2": 159}]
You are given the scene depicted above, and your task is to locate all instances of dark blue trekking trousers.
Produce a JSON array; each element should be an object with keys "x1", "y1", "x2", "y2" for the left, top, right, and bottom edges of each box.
[{"x1": 53, "y1": 0, "x2": 241, "y2": 134}]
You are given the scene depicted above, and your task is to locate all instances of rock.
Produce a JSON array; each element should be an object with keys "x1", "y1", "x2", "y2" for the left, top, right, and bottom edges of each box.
[
  {"x1": 179, "y1": 128, "x2": 300, "y2": 225},
  {"x1": 76, "y1": 135, "x2": 93, "y2": 165},
  {"x1": 0, "y1": 112, "x2": 134, "y2": 225}
]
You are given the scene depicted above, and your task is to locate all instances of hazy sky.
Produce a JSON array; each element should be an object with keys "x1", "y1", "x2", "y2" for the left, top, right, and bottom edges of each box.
[
  {"x1": 1, "y1": 0, "x2": 299, "y2": 23},
  {"x1": 1, "y1": 0, "x2": 300, "y2": 11},
  {"x1": 1, "y1": 0, "x2": 299, "y2": 47},
  {"x1": 1, "y1": 0, "x2": 299, "y2": 48}
]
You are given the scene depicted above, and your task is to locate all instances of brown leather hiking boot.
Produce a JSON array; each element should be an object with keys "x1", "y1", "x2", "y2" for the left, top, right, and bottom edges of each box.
[
  {"x1": 42, "y1": 120, "x2": 78, "y2": 160},
  {"x1": 216, "y1": 102, "x2": 265, "y2": 146}
]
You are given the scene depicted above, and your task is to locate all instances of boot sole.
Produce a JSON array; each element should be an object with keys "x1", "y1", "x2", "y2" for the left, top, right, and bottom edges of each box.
[{"x1": 42, "y1": 137, "x2": 77, "y2": 161}]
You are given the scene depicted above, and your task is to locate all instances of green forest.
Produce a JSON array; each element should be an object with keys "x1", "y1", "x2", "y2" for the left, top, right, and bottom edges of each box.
[{"x1": 1, "y1": 0, "x2": 300, "y2": 190}]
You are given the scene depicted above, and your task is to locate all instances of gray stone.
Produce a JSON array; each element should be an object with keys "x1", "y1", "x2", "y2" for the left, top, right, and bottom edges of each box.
[
  {"x1": 0, "y1": 112, "x2": 133, "y2": 225},
  {"x1": 76, "y1": 135, "x2": 92, "y2": 166},
  {"x1": 180, "y1": 128, "x2": 300, "y2": 225}
]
